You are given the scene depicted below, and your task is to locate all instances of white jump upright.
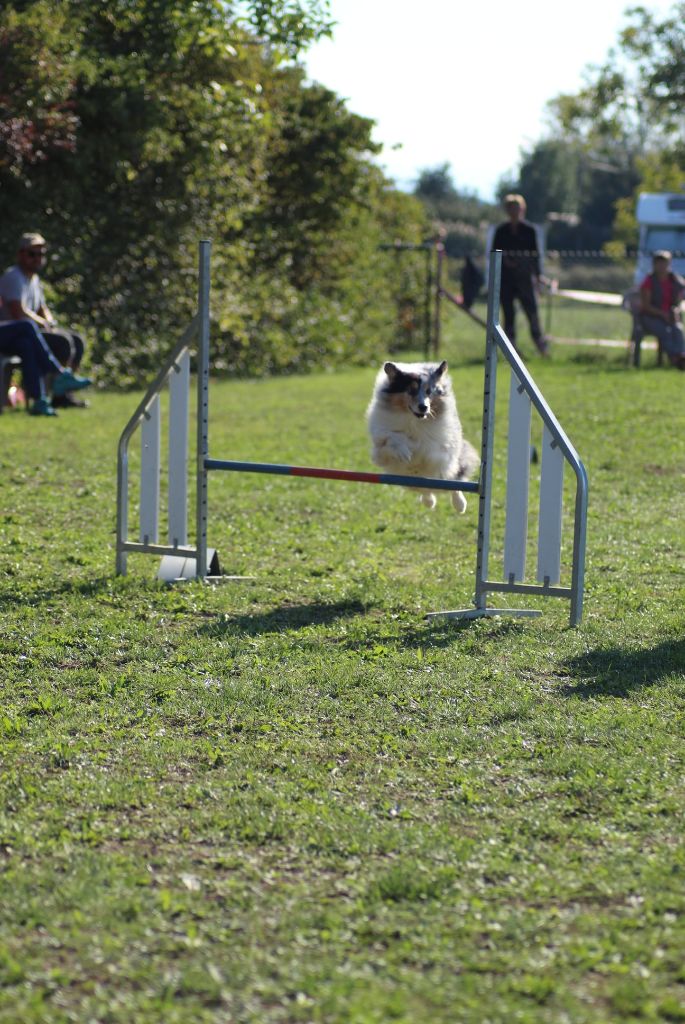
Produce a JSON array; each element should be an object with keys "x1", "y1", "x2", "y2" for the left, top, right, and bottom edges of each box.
[
  {"x1": 427, "y1": 250, "x2": 588, "y2": 626},
  {"x1": 116, "y1": 242, "x2": 588, "y2": 626},
  {"x1": 116, "y1": 241, "x2": 220, "y2": 580}
]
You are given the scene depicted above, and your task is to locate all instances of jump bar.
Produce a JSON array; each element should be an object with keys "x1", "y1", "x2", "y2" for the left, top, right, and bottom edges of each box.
[{"x1": 205, "y1": 458, "x2": 479, "y2": 492}]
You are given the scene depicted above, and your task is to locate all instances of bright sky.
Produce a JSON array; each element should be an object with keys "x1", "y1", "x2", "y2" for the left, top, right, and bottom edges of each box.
[{"x1": 303, "y1": 0, "x2": 677, "y2": 201}]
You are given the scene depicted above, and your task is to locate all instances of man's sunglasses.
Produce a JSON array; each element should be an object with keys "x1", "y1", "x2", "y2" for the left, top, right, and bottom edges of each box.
[{"x1": 26, "y1": 248, "x2": 47, "y2": 256}]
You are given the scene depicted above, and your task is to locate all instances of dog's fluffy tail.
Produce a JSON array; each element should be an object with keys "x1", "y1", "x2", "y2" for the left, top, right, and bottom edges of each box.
[{"x1": 457, "y1": 439, "x2": 480, "y2": 481}]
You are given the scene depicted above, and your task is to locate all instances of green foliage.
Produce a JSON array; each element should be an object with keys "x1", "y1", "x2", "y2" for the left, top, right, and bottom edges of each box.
[
  {"x1": 501, "y1": 137, "x2": 640, "y2": 250},
  {"x1": 507, "y1": 4, "x2": 685, "y2": 252},
  {"x1": 502, "y1": 140, "x2": 582, "y2": 222},
  {"x1": 237, "y1": 0, "x2": 334, "y2": 57},
  {"x1": 0, "y1": 1, "x2": 80, "y2": 173},
  {"x1": 414, "y1": 163, "x2": 496, "y2": 261},
  {"x1": 0, "y1": 0, "x2": 426, "y2": 386},
  {"x1": 620, "y1": 2, "x2": 685, "y2": 138},
  {"x1": 613, "y1": 151, "x2": 685, "y2": 252}
]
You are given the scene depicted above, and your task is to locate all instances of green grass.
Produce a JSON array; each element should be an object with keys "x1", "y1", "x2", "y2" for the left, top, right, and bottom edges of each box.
[
  {"x1": 1, "y1": 322, "x2": 685, "y2": 1023},
  {"x1": 465, "y1": 294, "x2": 633, "y2": 352}
]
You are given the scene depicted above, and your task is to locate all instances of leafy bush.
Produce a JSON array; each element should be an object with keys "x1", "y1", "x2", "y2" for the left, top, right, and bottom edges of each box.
[{"x1": 0, "y1": 0, "x2": 428, "y2": 386}]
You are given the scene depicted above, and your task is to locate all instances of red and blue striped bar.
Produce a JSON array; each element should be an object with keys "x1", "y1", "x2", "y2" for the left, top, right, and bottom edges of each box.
[{"x1": 205, "y1": 458, "x2": 479, "y2": 493}]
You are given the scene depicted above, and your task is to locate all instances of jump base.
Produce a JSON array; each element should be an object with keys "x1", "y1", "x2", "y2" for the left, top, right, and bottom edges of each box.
[
  {"x1": 426, "y1": 608, "x2": 543, "y2": 621},
  {"x1": 157, "y1": 548, "x2": 221, "y2": 582}
]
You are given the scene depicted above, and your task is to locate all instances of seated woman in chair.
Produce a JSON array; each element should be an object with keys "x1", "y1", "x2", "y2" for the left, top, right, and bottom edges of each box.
[{"x1": 639, "y1": 250, "x2": 685, "y2": 369}]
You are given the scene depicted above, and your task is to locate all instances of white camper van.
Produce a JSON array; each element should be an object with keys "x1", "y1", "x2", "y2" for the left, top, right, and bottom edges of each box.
[{"x1": 635, "y1": 192, "x2": 685, "y2": 284}]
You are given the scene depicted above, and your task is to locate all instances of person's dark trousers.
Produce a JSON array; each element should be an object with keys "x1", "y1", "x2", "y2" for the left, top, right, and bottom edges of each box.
[
  {"x1": 501, "y1": 275, "x2": 543, "y2": 348},
  {"x1": 42, "y1": 327, "x2": 85, "y2": 370},
  {"x1": 0, "y1": 320, "x2": 62, "y2": 399}
]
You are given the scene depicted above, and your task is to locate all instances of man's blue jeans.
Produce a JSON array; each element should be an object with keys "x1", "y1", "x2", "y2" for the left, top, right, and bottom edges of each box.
[{"x1": 0, "y1": 320, "x2": 62, "y2": 399}]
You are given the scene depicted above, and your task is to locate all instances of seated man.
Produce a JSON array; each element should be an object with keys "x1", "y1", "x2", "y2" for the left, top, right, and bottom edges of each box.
[
  {"x1": 0, "y1": 318, "x2": 90, "y2": 416},
  {"x1": 0, "y1": 232, "x2": 90, "y2": 406},
  {"x1": 639, "y1": 250, "x2": 685, "y2": 369}
]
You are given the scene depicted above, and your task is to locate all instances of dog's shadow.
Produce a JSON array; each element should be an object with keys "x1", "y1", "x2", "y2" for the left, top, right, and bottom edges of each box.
[
  {"x1": 199, "y1": 598, "x2": 525, "y2": 652},
  {"x1": 560, "y1": 637, "x2": 685, "y2": 698},
  {"x1": 201, "y1": 599, "x2": 367, "y2": 637}
]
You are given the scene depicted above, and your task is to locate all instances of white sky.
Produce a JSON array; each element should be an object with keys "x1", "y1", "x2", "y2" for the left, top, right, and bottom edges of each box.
[{"x1": 303, "y1": 0, "x2": 677, "y2": 201}]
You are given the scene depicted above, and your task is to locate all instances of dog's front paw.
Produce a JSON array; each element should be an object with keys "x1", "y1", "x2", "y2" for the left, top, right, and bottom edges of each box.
[
  {"x1": 387, "y1": 438, "x2": 413, "y2": 462},
  {"x1": 420, "y1": 492, "x2": 437, "y2": 510},
  {"x1": 452, "y1": 491, "x2": 467, "y2": 514}
]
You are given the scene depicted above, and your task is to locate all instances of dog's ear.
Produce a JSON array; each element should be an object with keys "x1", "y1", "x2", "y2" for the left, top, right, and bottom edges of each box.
[
  {"x1": 435, "y1": 360, "x2": 448, "y2": 378},
  {"x1": 384, "y1": 361, "x2": 400, "y2": 381}
]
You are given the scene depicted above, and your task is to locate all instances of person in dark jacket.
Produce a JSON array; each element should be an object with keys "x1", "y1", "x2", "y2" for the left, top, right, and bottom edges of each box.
[{"x1": 492, "y1": 194, "x2": 548, "y2": 355}]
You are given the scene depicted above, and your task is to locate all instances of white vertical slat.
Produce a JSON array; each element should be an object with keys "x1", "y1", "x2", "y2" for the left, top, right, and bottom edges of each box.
[
  {"x1": 140, "y1": 395, "x2": 161, "y2": 544},
  {"x1": 537, "y1": 425, "x2": 564, "y2": 584},
  {"x1": 168, "y1": 350, "x2": 190, "y2": 546},
  {"x1": 503, "y1": 373, "x2": 531, "y2": 581}
]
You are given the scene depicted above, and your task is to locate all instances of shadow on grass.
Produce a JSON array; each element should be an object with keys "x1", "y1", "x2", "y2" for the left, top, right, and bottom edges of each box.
[
  {"x1": 200, "y1": 599, "x2": 369, "y2": 636},
  {"x1": 200, "y1": 599, "x2": 525, "y2": 650},
  {"x1": 1, "y1": 573, "x2": 526, "y2": 652},
  {"x1": 0, "y1": 575, "x2": 125, "y2": 610},
  {"x1": 561, "y1": 638, "x2": 685, "y2": 698},
  {"x1": 393, "y1": 617, "x2": 525, "y2": 651}
]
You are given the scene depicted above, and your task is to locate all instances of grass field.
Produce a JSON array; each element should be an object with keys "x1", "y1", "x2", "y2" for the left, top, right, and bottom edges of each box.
[{"x1": 1, "y1": 310, "x2": 685, "y2": 1023}]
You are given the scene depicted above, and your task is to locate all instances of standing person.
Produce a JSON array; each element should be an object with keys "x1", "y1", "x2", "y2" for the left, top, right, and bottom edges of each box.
[
  {"x1": 492, "y1": 194, "x2": 548, "y2": 356},
  {"x1": 639, "y1": 250, "x2": 685, "y2": 369},
  {"x1": 0, "y1": 232, "x2": 90, "y2": 407}
]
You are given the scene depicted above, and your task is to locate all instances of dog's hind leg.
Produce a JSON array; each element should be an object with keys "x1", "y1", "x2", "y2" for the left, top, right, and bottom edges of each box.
[
  {"x1": 420, "y1": 490, "x2": 437, "y2": 510},
  {"x1": 451, "y1": 490, "x2": 467, "y2": 514}
]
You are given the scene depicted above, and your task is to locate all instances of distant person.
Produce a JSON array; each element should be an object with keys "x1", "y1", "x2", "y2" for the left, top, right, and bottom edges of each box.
[
  {"x1": 639, "y1": 250, "x2": 685, "y2": 368},
  {"x1": 0, "y1": 318, "x2": 91, "y2": 416},
  {"x1": 460, "y1": 256, "x2": 484, "y2": 310},
  {"x1": 0, "y1": 232, "x2": 90, "y2": 407},
  {"x1": 492, "y1": 194, "x2": 548, "y2": 356}
]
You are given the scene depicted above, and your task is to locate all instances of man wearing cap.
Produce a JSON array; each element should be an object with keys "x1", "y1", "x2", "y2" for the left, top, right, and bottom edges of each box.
[
  {"x1": 639, "y1": 250, "x2": 685, "y2": 369},
  {"x1": 0, "y1": 232, "x2": 90, "y2": 407}
]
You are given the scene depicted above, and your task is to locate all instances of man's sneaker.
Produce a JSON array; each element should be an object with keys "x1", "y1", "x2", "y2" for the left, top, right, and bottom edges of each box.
[
  {"x1": 29, "y1": 398, "x2": 58, "y2": 417},
  {"x1": 52, "y1": 371, "x2": 92, "y2": 397}
]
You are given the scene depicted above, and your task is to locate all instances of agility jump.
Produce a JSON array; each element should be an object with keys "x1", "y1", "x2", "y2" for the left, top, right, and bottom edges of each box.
[{"x1": 116, "y1": 242, "x2": 588, "y2": 626}]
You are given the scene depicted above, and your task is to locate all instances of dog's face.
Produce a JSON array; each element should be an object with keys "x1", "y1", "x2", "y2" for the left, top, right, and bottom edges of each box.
[{"x1": 383, "y1": 360, "x2": 448, "y2": 419}]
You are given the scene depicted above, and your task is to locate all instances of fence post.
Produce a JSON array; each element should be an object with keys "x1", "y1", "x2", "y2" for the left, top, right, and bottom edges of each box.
[
  {"x1": 140, "y1": 396, "x2": 161, "y2": 544},
  {"x1": 196, "y1": 239, "x2": 211, "y2": 580},
  {"x1": 433, "y1": 240, "x2": 443, "y2": 358},
  {"x1": 168, "y1": 349, "x2": 190, "y2": 547},
  {"x1": 474, "y1": 249, "x2": 501, "y2": 611}
]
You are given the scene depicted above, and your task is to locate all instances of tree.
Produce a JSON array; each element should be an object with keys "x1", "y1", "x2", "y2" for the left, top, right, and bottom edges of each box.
[
  {"x1": 247, "y1": 67, "x2": 382, "y2": 289},
  {"x1": 414, "y1": 163, "x2": 497, "y2": 261},
  {"x1": 538, "y1": 3, "x2": 685, "y2": 249},
  {"x1": 236, "y1": 0, "x2": 333, "y2": 58},
  {"x1": 0, "y1": 3, "x2": 80, "y2": 175},
  {"x1": 415, "y1": 163, "x2": 494, "y2": 226},
  {"x1": 620, "y1": 2, "x2": 685, "y2": 140},
  {"x1": 0, "y1": 0, "x2": 425, "y2": 382},
  {"x1": 501, "y1": 141, "x2": 581, "y2": 223}
]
